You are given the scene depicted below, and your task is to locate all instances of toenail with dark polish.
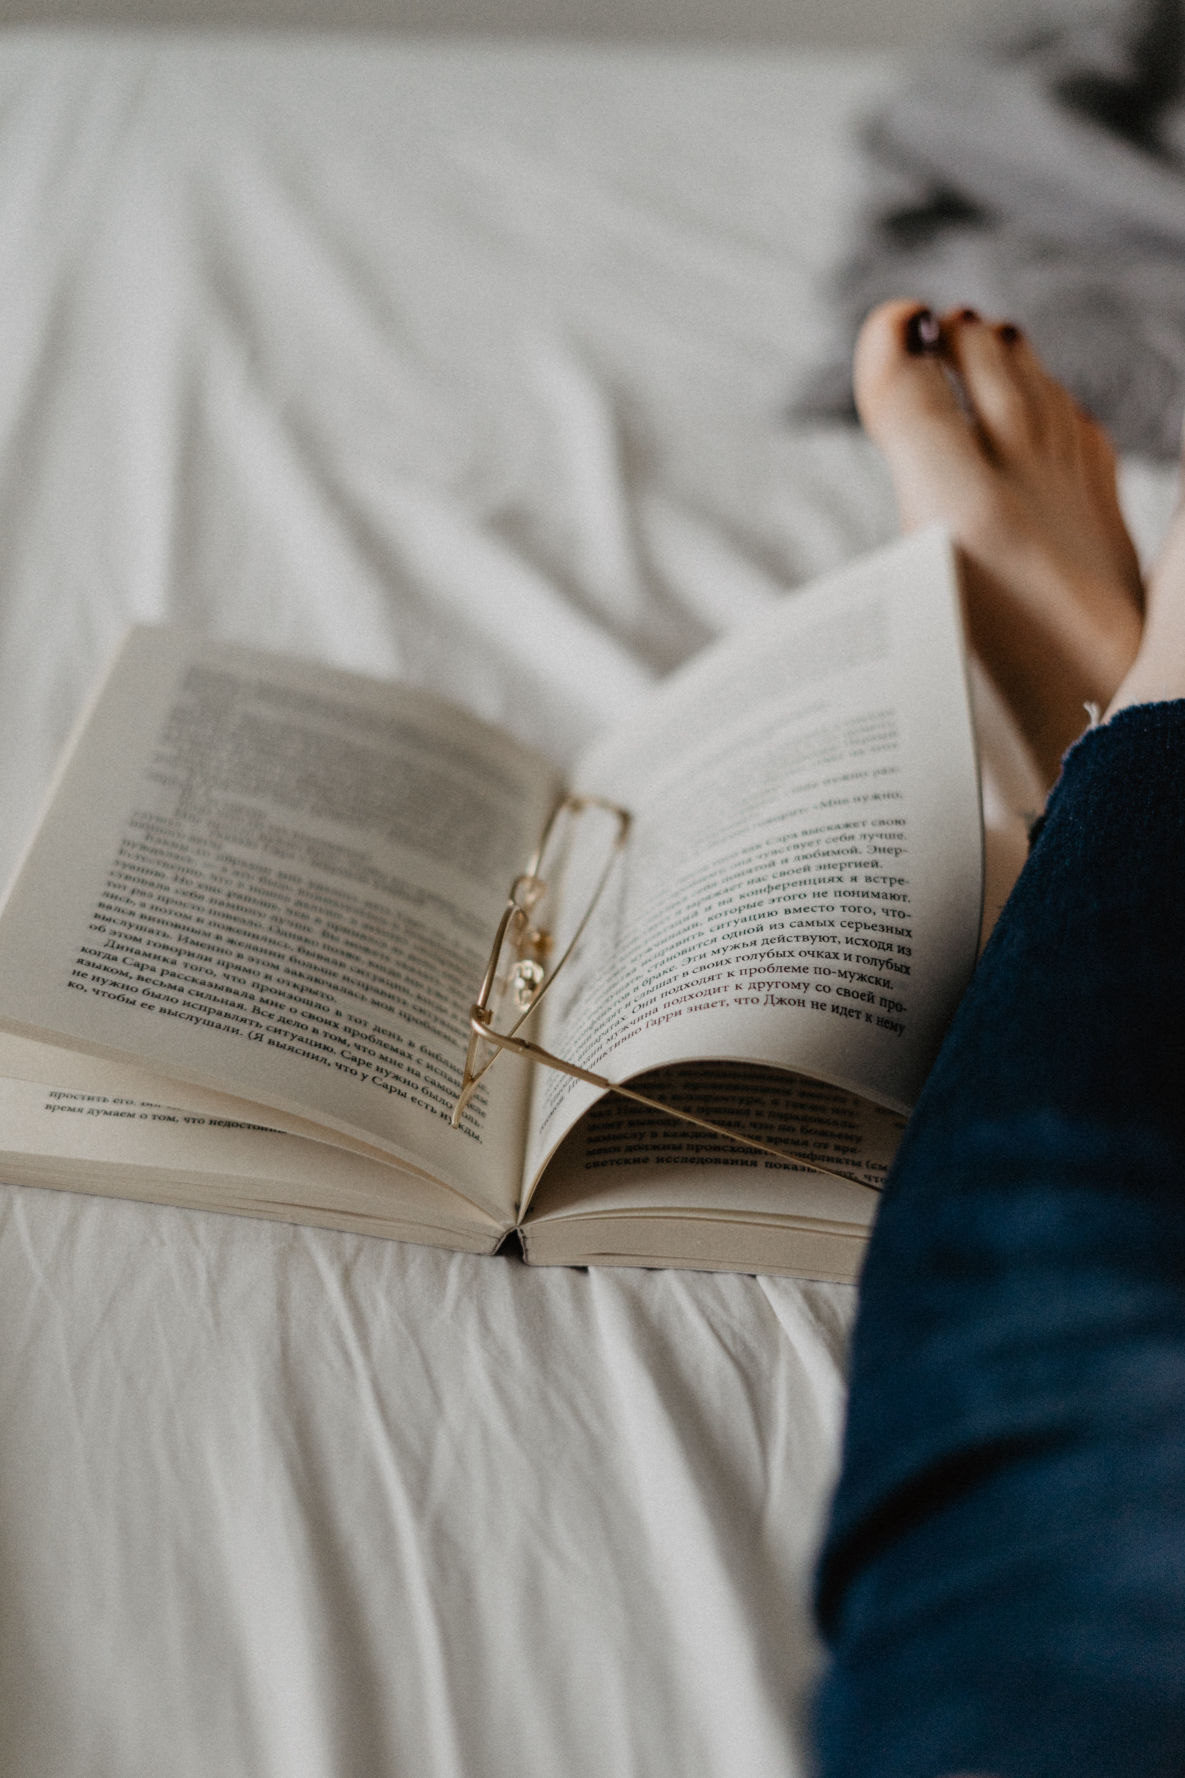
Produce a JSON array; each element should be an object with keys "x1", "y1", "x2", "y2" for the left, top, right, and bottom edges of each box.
[
  {"x1": 956, "y1": 307, "x2": 980, "y2": 323},
  {"x1": 998, "y1": 322, "x2": 1022, "y2": 344},
  {"x1": 904, "y1": 308, "x2": 942, "y2": 356}
]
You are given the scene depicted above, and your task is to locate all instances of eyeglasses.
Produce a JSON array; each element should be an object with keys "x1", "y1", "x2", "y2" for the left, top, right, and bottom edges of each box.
[{"x1": 452, "y1": 792, "x2": 878, "y2": 1188}]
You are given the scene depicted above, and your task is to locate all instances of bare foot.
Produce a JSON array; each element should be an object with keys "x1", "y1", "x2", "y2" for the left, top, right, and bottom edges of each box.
[{"x1": 854, "y1": 300, "x2": 1144, "y2": 786}]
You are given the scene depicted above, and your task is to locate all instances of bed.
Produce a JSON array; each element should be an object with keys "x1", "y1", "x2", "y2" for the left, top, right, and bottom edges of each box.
[{"x1": 0, "y1": 29, "x2": 1174, "y2": 1778}]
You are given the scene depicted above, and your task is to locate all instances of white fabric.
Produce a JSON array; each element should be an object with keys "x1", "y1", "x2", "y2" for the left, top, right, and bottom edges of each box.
[{"x1": 1, "y1": 32, "x2": 1172, "y2": 1778}]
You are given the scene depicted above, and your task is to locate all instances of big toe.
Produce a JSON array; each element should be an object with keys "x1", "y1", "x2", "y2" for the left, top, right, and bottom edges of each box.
[{"x1": 853, "y1": 300, "x2": 985, "y2": 531}]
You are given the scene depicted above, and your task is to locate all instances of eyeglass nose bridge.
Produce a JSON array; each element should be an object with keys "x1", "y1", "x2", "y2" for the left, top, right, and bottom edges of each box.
[
  {"x1": 505, "y1": 885, "x2": 555, "y2": 970},
  {"x1": 507, "y1": 888, "x2": 556, "y2": 1003},
  {"x1": 454, "y1": 792, "x2": 632, "y2": 1130},
  {"x1": 510, "y1": 870, "x2": 545, "y2": 911}
]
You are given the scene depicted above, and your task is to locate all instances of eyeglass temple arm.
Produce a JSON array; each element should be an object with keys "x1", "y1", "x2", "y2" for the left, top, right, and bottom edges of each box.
[{"x1": 458, "y1": 1014, "x2": 878, "y2": 1188}]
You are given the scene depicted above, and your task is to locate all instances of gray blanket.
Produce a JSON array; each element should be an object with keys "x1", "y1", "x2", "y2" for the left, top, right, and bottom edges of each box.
[{"x1": 798, "y1": 0, "x2": 1185, "y2": 457}]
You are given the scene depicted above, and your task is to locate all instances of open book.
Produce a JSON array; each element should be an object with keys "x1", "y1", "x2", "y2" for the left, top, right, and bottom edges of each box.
[{"x1": 0, "y1": 528, "x2": 984, "y2": 1280}]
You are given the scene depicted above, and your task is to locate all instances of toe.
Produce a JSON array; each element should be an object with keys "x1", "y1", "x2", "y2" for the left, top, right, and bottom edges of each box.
[
  {"x1": 854, "y1": 300, "x2": 961, "y2": 439},
  {"x1": 942, "y1": 313, "x2": 1065, "y2": 462},
  {"x1": 853, "y1": 300, "x2": 987, "y2": 529}
]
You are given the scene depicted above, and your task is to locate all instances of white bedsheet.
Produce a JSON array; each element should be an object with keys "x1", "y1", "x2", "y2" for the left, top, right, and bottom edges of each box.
[{"x1": 0, "y1": 33, "x2": 1172, "y2": 1778}]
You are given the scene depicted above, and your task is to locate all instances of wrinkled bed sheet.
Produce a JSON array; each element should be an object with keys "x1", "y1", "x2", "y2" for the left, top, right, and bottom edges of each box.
[{"x1": 0, "y1": 33, "x2": 1173, "y2": 1778}]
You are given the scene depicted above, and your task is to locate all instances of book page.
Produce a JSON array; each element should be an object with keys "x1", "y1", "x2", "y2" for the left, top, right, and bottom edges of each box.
[
  {"x1": 0, "y1": 1028, "x2": 486, "y2": 1178},
  {"x1": 0, "y1": 1075, "x2": 502, "y2": 1250},
  {"x1": 520, "y1": 1064, "x2": 892, "y2": 1279},
  {"x1": 0, "y1": 630, "x2": 562, "y2": 1226},
  {"x1": 524, "y1": 529, "x2": 982, "y2": 1190},
  {"x1": 528, "y1": 1062, "x2": 896, "y2": 1221}
]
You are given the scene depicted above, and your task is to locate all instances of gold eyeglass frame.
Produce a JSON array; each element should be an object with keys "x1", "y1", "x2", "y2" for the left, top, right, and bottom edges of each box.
[{"x1": 452, "y1": 792, "x2": 877, "y2": 1189}]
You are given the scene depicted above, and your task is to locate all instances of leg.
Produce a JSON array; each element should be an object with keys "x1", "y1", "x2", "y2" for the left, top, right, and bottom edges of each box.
[
  {"x1": 816, "y1": 700, "x2": 1185, "y2": 1778},
  {"x1": 815, "y1": 304, "x2": 1185, "y2": 1777},
  {"x1": 854, "y1": 301, "x2": 1144, "y2": 785},
  {"x1": 1110, "y1": 452, "x2": 1185, "y2": 711}
]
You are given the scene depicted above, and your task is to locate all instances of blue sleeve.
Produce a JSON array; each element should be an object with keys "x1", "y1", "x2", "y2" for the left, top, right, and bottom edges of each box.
[{"x1": 813, "y1": 703, "x2": 1185, "y2": 1778}]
